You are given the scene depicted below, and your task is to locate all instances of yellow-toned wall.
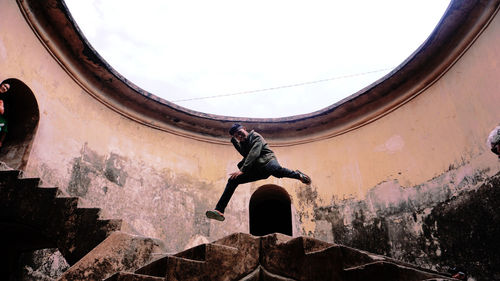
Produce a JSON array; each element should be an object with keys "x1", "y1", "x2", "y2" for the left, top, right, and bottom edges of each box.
[
  {"x1": 1, "y1": 0, "x2": 500, "y2": 259},
  {"x1": 0, "y1": 0, "x2": 238, "y2": 250},
  {"x1": 274, "y1": 10, "x2": 500, "y2": 233}
]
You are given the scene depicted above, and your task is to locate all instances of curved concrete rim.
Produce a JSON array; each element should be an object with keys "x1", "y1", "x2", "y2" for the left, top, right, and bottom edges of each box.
[{"x1": 16, "y1": 0, "x2": 500, "y2": 145}]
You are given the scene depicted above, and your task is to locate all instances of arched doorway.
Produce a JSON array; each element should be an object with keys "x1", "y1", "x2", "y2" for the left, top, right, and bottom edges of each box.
[
  {"x1": 0, "y1": 78, "x2": 39, "y2": 170},
  {"x1": 249, "y1": 184, "x2": 292, "y2": 236}
]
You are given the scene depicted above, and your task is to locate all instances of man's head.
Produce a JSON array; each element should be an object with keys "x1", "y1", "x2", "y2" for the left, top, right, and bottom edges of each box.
[
  {"x1": 0, "y1": 83, "x2": 10, "y2": 94},
  {"x1": 229, "y1": 123, "x2": 248, "y2": 142},
  {"x1": 487, "y1": 125, "x2": 500, "y2": 157}
]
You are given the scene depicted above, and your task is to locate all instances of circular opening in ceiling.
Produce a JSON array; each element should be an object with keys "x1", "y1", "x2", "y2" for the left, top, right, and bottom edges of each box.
[{"x1": 65, "y1": 0, "x2": 451, "y2": 118}]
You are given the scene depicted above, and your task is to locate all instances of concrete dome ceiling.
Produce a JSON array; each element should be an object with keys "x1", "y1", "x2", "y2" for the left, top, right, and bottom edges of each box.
[{"x1": 17, "y1": 0, "x2": 500, "y2": 144}]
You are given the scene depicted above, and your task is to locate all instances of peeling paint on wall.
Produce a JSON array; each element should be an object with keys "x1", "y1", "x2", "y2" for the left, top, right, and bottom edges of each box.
[
  {"x1": 61, "y1": 143, "x2": 225, "y2": 252},
  {"x1": 68, "y1": 158, "x2": 93, "y2": 197},
  {"x1": 421, "y1": 174, "x2": 500, "y2": 280},
  {"x1": 104, "y1": 153, "x2": 128, "y2": 187},
  {"x1": 294, "y1": 184, "x2": 319, "y2": 235},
  {"x1": 375, "y1": 135, "x2": 405, "y2": 154}
]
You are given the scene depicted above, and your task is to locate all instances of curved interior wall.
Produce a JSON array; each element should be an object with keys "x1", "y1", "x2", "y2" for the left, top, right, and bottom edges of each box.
[{"x1": 1, "y1": 0, "x2": 500, "y2": 276}]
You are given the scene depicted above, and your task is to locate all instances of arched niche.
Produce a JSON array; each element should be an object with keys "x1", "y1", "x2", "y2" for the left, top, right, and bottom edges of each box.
[
  {"x1": 249, "y1": 184, "x2": 292, "y2": 236},
  {"x1": 0, "y1": 78, "x2": 40, "y2": 170}
]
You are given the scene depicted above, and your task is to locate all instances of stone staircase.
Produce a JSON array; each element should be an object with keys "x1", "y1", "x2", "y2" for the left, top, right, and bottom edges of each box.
[
  {"x1": 105, "y1": 232, "x2": 454, "y2": 281},
  {"x1": 0, "y1": 169, "x2": 122, "y2": 265},
  {"x1": 0, "y1": 168, "x2": 457, "y2": 280}
]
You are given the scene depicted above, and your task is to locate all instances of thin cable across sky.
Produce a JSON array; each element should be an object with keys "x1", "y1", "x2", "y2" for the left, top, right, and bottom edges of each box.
[
  {"x1": 172, "y1": 67, "x2": 394, "y2": 103},
  {"x1": 65, "y1": 0, "x2": 451, "y2": 118}
]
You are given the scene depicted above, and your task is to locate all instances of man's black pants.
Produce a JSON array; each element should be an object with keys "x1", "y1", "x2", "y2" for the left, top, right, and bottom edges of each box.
[{"x1": 215, "y1": 159, "x2": 300, "y2": 213}]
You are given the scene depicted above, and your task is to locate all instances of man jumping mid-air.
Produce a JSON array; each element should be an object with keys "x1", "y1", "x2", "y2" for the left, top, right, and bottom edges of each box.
[{"x1": 206, "y1": 124, "x2": 311, "y2": 221}]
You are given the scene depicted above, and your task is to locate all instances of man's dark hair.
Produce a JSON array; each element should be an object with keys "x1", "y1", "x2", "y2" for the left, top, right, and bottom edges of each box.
[{"x1": 229, "y1": 123, "x2": 243, "y2": 135}]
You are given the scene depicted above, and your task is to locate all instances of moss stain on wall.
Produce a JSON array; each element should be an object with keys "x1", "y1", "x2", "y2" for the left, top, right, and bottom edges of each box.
[
  {"x1": 313, "y1": 161, "x2": 499, "y2": 280},
  {"x1": 58, "y1": 143, "x2": 222, "y2": 252}
]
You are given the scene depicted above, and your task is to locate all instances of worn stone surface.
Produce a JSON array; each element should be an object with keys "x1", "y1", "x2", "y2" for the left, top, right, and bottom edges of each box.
[
  {"x1": 1, "y1": 1, "x2": 500, "y2": 280},
  {"x1": 421, "y1": 173, "x2": 500, "y2": 280},
  {"x1": 59, "y1": 231, "x2": 166, "y2": 281},
  {"x1": 0, "y1": 169, "x2": 122, "y2": 265},
  {"x1": 62, "y1": 143, "x2": 224, "y2": 252},
  {"x1": 110, "y1": 233, "x2": 452, "y2": 281},
  {"x1": 105, "y1": 272, "x2": 164, "y2": 281},
  {"x1": 313, "y1": 167, "x2": 500, "y2": 280},
  {"x1": 18, "y1": 248, "x2": 70, "y2": 281},
  {"x1": 135, "y1": 233, "x2": 260, "y2": 281}
]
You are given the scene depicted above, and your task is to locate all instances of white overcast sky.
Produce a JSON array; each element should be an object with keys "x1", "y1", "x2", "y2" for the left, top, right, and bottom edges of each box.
[{"x1": 65, "y1": 0, "x2": 451, "y2": 118}]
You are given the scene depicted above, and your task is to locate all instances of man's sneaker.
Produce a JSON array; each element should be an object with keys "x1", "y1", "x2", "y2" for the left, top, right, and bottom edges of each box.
[
  {"x1": 206, "y1": 210, "x2": 225, "y2": 221},
  {"x1": 296, "y1": 170, "x2": 312, "y2": 184}
]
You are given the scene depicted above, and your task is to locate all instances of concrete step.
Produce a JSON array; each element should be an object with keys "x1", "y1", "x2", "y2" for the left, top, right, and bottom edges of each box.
[
  {"x1": 49, "y1": 197, "x2": 80, "y2": 232},
  {"x1": 75, "y1": 208, "x2": 101, "y2": 223},
  {"x1": 110, "y1": 233, "x2": 455, "y2": 281},
  {"x1": 164, "y1": 257, "x2": 205, "y2": 281},
  {"x1": 174, "y1": 243, "x2": 238, "y2": 261},
  {"x1": 35, "y1": 186, "x2": 60, "y2": 198},
  {"x1": 54, "y1": 197, "x2": 80, "y2": 216},
  {"x1": 104, "y1": 272, "x2": 164, "y2": 281},
  {"x1": 96, "y1": 219, "x2": 123, "y2": 233},
  {"x1": 134, "y1": 243, "x2": 245, "y2": 280},
  {"x1": 134, "y1": 256, "x2": 168, "y2": 277},
  {"x1": 16, "y1": 177, "x2": 41, "y2": 189},
  {"x1": 0, "y1": 170, "x2": 21, "y2": 185},
  {"x1": 343, "y1": 261, "x2": 454, "y2": 281},
  {"x1": 0, "y1": 168, "x2": 122, "y2": 266},
  {"x1": 59, "y1": 232, "x2": 166, "y2": 281},
  {"x1": 0, "y1": 178, "x2": 39, "y2": 204},
  {"x1": 0, "y1": 187, "x2": 64, "y2": 228},
  {"x1": 60, "y1": 217, "x2": 122, "y2": 265}
]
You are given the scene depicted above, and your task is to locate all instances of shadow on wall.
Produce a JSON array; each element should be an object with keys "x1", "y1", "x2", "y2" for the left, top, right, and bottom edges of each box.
[
  {"x1": 250, "y1": 184, "x2": 292, "y2": 236},
  {"x1": 0, "y1": 78, "x2": 39, "y2": 170}
]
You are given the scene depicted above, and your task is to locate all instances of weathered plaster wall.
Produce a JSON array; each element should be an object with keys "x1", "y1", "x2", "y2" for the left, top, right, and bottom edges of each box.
[
  {"x1": 277, "y1": 7, "x2": 500, "y2": 279},
  {"x1": 1, "y1": 0, "x2": 500, "y2": 278},
  {"x1": 0, "y1": 0, "x2": 243, "y2": 252}
]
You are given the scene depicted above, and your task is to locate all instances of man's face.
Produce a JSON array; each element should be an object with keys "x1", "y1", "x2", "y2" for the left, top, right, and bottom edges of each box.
[
  {"x1": 0, "y1": 83, "x2": 10, "y2": 94},
  {"x1": 233, "y1": 129, "x2": 248, "y2": 142}
]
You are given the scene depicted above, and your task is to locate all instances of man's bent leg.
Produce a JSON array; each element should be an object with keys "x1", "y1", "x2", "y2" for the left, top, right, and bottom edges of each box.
[
  {"x1": 264, "y1": 159, "x2": 300, "y2": 179},
  {"x1": 265, "y1": 159, "x2": 312, "y2": 184},
  {"x1": 215, "y1": 171, "x2": 266, "y2": 213}
]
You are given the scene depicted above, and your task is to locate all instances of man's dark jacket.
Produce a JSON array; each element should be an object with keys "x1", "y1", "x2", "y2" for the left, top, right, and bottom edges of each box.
[{"x1": 231, "y1": 130, "x2": 276, "y2": 173}]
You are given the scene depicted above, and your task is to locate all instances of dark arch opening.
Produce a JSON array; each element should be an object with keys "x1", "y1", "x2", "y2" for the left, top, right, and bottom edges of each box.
[
  {"x1": 249, "y1": 184, "x2": 292, "y2": 236},
  {"x1": 0, "y1": 78, "x2": 40, "y2": 170}
]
